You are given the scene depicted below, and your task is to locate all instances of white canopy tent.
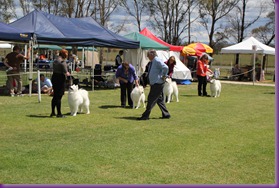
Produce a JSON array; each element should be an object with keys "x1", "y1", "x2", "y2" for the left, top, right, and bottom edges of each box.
[
  {"x1": 124, "y1": 49, "x2": 192, "y2": 81},
  {"x1": 220, "y1": 36, "x2": 275, "y2": 55},
  {"x1": 220, "y1": 36, "x2": 275, "y2": 84},
  {"x1": 156, "y1": 50, "x2": 192, "y2": 81}
]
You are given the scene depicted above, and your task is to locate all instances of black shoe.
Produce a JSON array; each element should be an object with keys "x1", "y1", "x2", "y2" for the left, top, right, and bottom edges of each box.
[
  {"x1": 137, "y1": 117, "x2": 149, "y2": 120},
  {"x1": 203, "y1": 95, "x2": 211, "y2": 97},
  {"x1": 162, "y1": 115, "x2": 171, "y2": 119},
  {"x1": 50, "y1": 113, "x2": 56, "y2": 117},
  {"x1": 56, "y1": 114, "x2": 66, "y2": 118}
]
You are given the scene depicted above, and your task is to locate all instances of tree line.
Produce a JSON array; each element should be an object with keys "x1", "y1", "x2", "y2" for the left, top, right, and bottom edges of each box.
[{"x1": 0, "y1": 0, "x2": 275, "y2": 53}]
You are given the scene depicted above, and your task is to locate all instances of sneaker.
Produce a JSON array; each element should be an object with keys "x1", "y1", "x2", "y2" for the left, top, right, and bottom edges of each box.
[
  {"x1": 17, "y1": 93, "x2": 24, "y2": 97},
  {"x1": 10, "y1": 94, "x2": 15, "y2": 97}
]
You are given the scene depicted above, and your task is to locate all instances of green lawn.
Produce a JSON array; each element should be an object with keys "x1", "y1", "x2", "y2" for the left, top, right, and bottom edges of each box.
[{"x1": 0, "y1": 82, "x2": 275, "y2": 184}]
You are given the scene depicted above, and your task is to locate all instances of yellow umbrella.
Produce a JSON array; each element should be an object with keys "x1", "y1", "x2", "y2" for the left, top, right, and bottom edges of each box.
[{"x1": 187, "y1": 43, "x2": 213, "y2": 54}]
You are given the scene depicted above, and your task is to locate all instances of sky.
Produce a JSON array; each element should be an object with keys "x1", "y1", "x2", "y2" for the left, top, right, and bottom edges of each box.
[
  {"x1": 11, "y1": 0, "x2": 274, "y2": 45},
  {"x1": 109, "y1": 0, "x2": 274, "y2": 44}
]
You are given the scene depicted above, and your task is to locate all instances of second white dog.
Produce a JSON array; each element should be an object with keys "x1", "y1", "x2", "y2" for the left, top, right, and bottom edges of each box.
[
  {"x1": 68, "y1": 84, "x2": 90, "y2": 116},
  {"x1": 210, "y1": 79, "x2": 221, "y2": 98},
  {"x1": 130, "y1": 86, "x2": 146, "y2": 109},
  {"x1": 163, "y1": 78, "x2": 179, "y2": 103}
]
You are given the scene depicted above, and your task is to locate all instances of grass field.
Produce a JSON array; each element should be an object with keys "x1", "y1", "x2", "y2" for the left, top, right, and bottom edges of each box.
[{"x1": 0, "y1": 82, "x2": 275, "y2": 184}]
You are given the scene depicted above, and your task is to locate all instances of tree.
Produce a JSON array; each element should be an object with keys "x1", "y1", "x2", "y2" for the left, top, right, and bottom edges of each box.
[
  {"x1": 119, "y1": 0, "x2": 148, "y2": 32},
  {"x1": 252, "y1": 0, "x2": 275, "y2": 45},
  {"x1": 225, "y1": 0, "x2": 263, "y2": 43},
  {"x1": 221, "y1": 0, "x2": 263, "y2": 64},
  {"x1": 186, "y1": 0, "x2": 199, "y2": 44},
  {"x1": 198, "y1": 0, "x2": 239, "y2": 48},
  {"x1": 145, "y1": 0, "x2": 194, "y2": 45},
  {"x1": 29, "y1": 0, "x2": 62, "y2": 15},
  {"x1": 251, "y1": 0, "x2": 275, "y2": 71},
  {"x1": 0, "y1": 0, "x2": 16, "y2": 22}
]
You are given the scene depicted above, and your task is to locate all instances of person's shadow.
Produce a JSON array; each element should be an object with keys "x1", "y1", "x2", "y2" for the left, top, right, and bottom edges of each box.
[
  {"x1": 27, "y1": 112, "x2": 71, "y2": 118},
  {"x1": 27, "y1": 114, "x2": 52, "y2": 118},
  {"x1": 115, "y1": 116, "x2": 139, "y2": 120},
  {"x1": 99, "y1": 105, "x2": 122, "y2": 109}
]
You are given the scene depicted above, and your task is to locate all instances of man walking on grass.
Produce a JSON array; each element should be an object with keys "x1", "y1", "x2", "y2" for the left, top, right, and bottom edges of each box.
[{"x1": 137, "y1": 49, "x2": 171, "y2": 120}]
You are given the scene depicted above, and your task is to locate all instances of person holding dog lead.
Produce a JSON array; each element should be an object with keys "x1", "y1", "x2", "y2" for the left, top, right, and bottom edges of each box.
[
  {"x1": 50, "y1": 49, "x2": 71, "y2": 118},
  {"x1": 115, "y1": 61, "x2": 139, "y2": 108},
  {"x1": 196, "y1": 53, "x2": 213, "y2": 97}
]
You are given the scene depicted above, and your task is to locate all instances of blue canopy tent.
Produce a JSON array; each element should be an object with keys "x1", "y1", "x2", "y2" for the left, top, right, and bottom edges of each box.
[
  {"x1": 9, "y1": 10, "x2": 139, "y2": 49},
  {"x1": 9, "y1": 10, "x2": 140, "y2": 96},
  {"x1": 0, "y1": 21, "x2": 31, "y2": 42}
]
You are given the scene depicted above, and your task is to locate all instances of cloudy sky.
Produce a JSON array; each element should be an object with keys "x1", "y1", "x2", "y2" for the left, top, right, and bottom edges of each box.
[
  {"x1": 12, "y1": 0, "x2": 274, "y2": 44},
  {"x1": 109, "y1": 0, "x2": 273, "y2": 44}
]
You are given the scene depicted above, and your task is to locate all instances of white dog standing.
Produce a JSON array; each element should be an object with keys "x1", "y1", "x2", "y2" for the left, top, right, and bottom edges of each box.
[
  {"x1": 210, "y1": 79, "x2": 221, "y2": 98},
  {"x1": 68, "y1": 85, "x2": 90, "y2": 116},
  {"x1": 130, "y1": 86, "x2": 146, "y2": 109},
  {"x1": 163, "y1": 78, "x2": 179, "y2": 103}
]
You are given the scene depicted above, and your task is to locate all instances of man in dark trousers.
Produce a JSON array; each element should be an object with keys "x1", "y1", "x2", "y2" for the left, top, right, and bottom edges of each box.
[
  {"x1": 115, "y1": 50, "x2": 124, "y2": 68},
  {"x1": 137, "y1": 49, "x2": 171, "y2": 120}
]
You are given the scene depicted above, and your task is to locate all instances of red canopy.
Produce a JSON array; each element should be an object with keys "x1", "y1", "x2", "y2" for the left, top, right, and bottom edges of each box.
[{"x1": 140, "y1": 28, "x2": 183, "y2": 52}]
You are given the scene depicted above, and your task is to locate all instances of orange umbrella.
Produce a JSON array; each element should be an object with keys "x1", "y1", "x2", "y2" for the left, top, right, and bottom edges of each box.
[{"x1": 187, "y1": 43, "x2": 213, "y2": 54}]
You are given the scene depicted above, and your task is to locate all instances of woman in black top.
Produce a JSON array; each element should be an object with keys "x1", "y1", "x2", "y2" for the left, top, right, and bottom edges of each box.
[{"x1": 50, "y1": 49, "x2": 70, "y2": 118}]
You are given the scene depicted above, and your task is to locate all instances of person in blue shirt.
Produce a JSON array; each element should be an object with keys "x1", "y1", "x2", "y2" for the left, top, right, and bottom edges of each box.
[
  {"x1": 32, "y1": 74, "x2": 53, "y2": 94},
  {"x1": 137, "y1": 49, "x2": 171, "y2": 120},
  {"x1": 115, "y1": 61, "x2": 139, "y2": 108}
]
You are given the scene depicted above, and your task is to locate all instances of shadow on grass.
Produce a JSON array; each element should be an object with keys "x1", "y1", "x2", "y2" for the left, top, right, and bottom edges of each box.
[
  {"x1": 115, "y1": 116, "x2": 139, "y2": 120},
  {"x1": 99, "y1": 105, "x2": 122, "y2": 109},
  {"x1": 264, "y1": 92, "x2": 275, "y2": 95},
  {"x1": 27, "y1": 114, "x2": 54, "y2": 118},
  {"x1": 115, "y1": 116, "x2": 163, "y2": 121},
  {"x1": 27, "y1": 112, "x2": 72, "y2": 118},
  {"x1": 180, "y1": 94, "x2": 199, "y2": 97}
]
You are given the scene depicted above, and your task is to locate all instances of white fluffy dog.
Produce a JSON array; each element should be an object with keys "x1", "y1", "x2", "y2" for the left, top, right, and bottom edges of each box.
[
  {"x1": 68, "y1": 84, "x2": 90, "y2": 116},
  {"x1": 210, "y1": 79, "x2": 221, "y2": 98},
  {"x1": 130, "y1": 86, "x2": 146, "y2": 109},
  {"x1": 163, "y1": 78, "x2": 179, "y2": 103}
]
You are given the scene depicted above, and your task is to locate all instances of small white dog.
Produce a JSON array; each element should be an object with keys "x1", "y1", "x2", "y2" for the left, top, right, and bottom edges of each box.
[
  {"x1": 68, "y1": 84, "x2": 90, "y2": 116},
  {"x1": 130, "y1": 86, "x2": 146, "y2": 109},
  {"x1": 210, "y1": 79, "x2": 221, "y2": 98},
  {"x1": 163, "y1": 78, "x2": 179, "y2": 103}
]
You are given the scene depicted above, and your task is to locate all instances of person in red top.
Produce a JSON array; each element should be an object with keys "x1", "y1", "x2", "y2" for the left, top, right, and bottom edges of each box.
[
  {"x1": 165, "y1": 56, "x2": 176, "y2": 78},
  {"x1": 196, "y1": 54, "x2": 213, "y2": 96}
]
